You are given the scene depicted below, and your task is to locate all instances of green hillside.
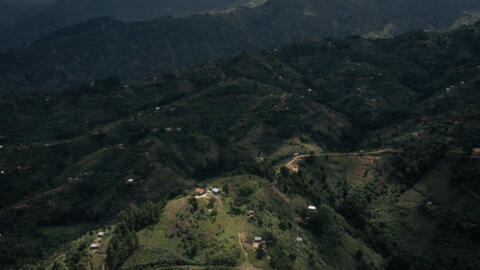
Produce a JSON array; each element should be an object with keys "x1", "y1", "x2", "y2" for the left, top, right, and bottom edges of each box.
[
  {"x1": 2, "y1": 0, "x2": 480, "y2": 92},
  {"x1": 0, "y1": 24, "x2": 479, "y2": 269}
]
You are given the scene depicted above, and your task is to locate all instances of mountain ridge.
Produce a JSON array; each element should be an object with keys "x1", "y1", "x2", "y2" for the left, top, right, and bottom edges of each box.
[
  {"x1": 1, "y1": 0, "x2": 480, "y2": 93},
  {"x1": 0, "y1": 17, "x2": 479, "y2": 270}
]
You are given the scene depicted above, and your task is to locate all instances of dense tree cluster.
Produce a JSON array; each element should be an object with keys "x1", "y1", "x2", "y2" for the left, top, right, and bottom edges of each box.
[
  {"x1": 106, "y1": 201, "x2": 163, "y2": 270},
  {"x1": 387, "y1": 142, "x2": 447, "y2": 186}
]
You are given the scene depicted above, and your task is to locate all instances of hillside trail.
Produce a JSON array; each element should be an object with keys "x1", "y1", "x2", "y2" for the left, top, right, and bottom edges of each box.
[
  {"x1": 286, "y1": 148, "x2": 398, "y2": 172},
  {"x1": 215, "y1": 192, "x2": 256, "y2": 270},
  {"x1": 211, "y1": 193, "x2": 224, "y2": 209},
  {"x1": 462, "y1": 185, "x2": 480, "y2": 199},
  {"x1": 102, "y1": 254, "x2": 107, "y2": 270},
  {"x1": 236, "y1": 231, "x2": 259, "y2": 270},
  {"x1": 271, "y1": 186, "x2": 290, "y2": 204}
]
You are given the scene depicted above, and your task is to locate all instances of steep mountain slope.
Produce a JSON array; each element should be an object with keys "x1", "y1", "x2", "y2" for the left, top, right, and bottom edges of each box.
[
  {"x1": 1, "y1": 0, "x2": 480, "y2": 92},
  {"x1": 0, "y1": 0, "x2": 251, "y2": 50},
  {"x1": 0, "y1": 2, "x2": 21, "y2": 22},
  {"x1": 0, "y1": 24, "x2": 479, "y2": 269}
]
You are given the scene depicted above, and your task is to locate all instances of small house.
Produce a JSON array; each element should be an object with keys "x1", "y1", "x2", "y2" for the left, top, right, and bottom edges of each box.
[
  {"x1": 97, "y1": 232, "x2": 105, "y2": 237},
  {"x1": 253, "y1": 236, "x2": 265, "y2": 250},
  {"x1": 247, "y1": 210, "x2": 255, "y2": 217},
  {"x1": 0, "y1": 145, "x2": 3, "y2": 149},
  {"x1": 307, "y1": 204, "x2": 317, "y2": 212},
  {"x1": 212, "y1": 188, "x2": 220, "y2": 194},
  {"x1": 195, "y1": 188, "x2": 206, "y2": 195},
  {"x1": 0, "y1": 171, "x2": 5, "y2": 175},
  {"x1": 127, "y1": 178, "x2": 134, "y2": 183},
  {"x1": 90, "y1": 243, "x2": 99, "y2": 250},
  {"x1": 296, "y1": 237, "x2": 303, "y2": 242}
]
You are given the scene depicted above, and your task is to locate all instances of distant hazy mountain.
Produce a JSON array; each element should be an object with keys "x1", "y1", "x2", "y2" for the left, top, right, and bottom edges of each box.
[
  {"x1": 0, "y1": 0, "x2": 250, "y2": 50},
  {"x1": 0, "y1": 0, "x2": 54, "y2": 8},
  {"x1": 1, "y1": 0, "x2": 480, "y2": 93},
  {"x1": 0, "y1": 2, "x2": 21, "y2": 22}
]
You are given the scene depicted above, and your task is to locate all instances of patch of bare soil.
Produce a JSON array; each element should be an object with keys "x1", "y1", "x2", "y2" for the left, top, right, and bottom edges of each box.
[
  {"x1": 164, "y1": 199, "x2": 187, "y2": 219},
  {"x1": 212, "y1": 193, "x2": 224, "y2": 209},
  {"x1": 166, "y1": 223, "x2": 178, "y2": 238}
]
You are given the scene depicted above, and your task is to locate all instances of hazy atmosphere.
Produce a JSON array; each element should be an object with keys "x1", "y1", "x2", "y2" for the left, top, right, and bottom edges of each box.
[{"x1": 0, "y1": 1, "x2": 479, "y2": 269}]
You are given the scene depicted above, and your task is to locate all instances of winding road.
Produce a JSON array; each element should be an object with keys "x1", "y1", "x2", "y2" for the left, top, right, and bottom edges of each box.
[{"x1": 286, "y1": 148, "x2": 399, "y2": 172}]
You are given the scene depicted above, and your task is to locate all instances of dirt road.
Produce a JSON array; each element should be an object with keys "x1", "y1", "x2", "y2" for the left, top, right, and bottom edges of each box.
[
  {"x1": 236, "y1": 232, "x2": 259, "y2": 270},
  {"x1": 286, "y1": 148, "x2": 399, "y2": 172}
]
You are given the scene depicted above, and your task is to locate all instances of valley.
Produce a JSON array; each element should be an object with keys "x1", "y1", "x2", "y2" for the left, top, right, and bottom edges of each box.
[{"x1": 0, "y1": 19, "x2": 479, "y2": 270}]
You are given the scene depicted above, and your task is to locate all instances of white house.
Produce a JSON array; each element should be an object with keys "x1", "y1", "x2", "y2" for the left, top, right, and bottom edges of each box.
[
  {"x1": 308, "y1": 204, "x2": 317, "y2": 212},
  {"x1": 97, "y1": 232, "x2": 105, "y2": 237},
  {"x1": 127, "y1": 178, "x2": 134, "y2": 183},
  {"x1": 296, "y1": 237, "x2": 303, "y2": 242},
  {"x1": 212, "y1": 188, "x2": 220, "y2": 194},
  {"x1": 90, "y1": 243, "x2": 99, "y2": 250}
]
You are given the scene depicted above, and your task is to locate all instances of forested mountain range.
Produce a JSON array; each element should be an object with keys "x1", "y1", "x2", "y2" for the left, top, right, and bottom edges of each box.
[
  {"x1": 0, "y1": 0, "x2": 250, "y2": 50},
  {"x1": 0, "y1": 23, "x2": 479, "y2": 269},
  {"x1": 1, "y1": 0, "x2": 480, "y2": 93}
]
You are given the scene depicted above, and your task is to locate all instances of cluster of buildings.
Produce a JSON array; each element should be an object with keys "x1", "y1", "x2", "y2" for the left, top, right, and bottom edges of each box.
[
  {"x1": 193, "y1": 185, "x2": 316, "y2": 251},
  {"x1": 194, "y1": 186, "x2": 221, "y2": 196},
  {"x1": 90, "y1": 232, "x2": 105, "y2": 250},
  {"x1": 249, "y1": 203, "x2": 315, "y2": 250}
]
